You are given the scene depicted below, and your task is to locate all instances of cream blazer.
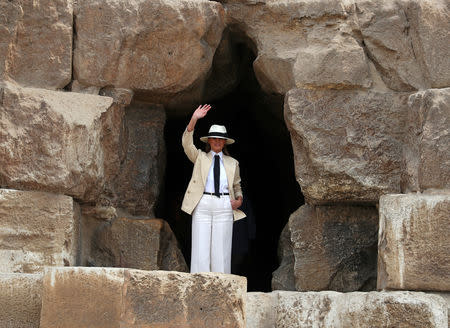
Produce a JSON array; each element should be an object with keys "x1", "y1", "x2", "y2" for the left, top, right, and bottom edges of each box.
[{"x1": 181, "y1": 128, "x2": 246, "y2": 221}]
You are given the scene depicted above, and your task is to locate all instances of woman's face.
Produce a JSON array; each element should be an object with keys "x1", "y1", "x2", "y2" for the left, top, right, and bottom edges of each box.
[{"x1": 208, "y1": 137, "x2": 226, "y2": 153}]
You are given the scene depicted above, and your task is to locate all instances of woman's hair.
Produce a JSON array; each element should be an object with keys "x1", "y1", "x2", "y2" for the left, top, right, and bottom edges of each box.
[{"x1": 205, "y1": 143, "x2": 230, "y2": 156}]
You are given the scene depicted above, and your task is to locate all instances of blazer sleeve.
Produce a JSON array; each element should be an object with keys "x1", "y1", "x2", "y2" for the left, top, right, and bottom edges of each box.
[
  {"x1": 182, "y1": 128, "x2": 200, "y2": 163},
  {"x1": 233, "y1": 162, "x2": 243, "y2": 199}
]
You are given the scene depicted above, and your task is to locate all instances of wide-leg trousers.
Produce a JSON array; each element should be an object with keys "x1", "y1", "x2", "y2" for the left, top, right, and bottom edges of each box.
[{"x1": 190, "y1": 194, "x2": 233, "y2": 274}]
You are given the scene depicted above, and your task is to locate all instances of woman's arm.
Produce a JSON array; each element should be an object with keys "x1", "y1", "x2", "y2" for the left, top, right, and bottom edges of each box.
[{"x1": 182, "y1": 104, "x2": 212, "y2": 163}]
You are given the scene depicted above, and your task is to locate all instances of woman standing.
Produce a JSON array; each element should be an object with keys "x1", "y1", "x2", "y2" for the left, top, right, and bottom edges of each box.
[{"x1": 181, "y1": 104, "x2": 246, "y2": 274}]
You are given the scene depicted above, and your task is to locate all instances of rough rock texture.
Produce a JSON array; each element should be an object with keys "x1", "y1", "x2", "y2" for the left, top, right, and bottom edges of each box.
[
  {"x1": 357, "y1": 0, "x2": 450, "y2": 90},
  {"x1": 0, "y1": 273, "x2": 43, "y2": 328},
  {"x1": 276, "y1": 291, "x2": 448, "y2": 328},
  {"x1": 0, "y1": 0, "x2": 72, "y2": 89},
  {"x1": 378, "y1": 192, "x2": 450, "y2": 292},
  {"x1": 271, "y1": 223, "x2": 295, "y2": 291},
  {"x1": 288, "y1": 204, "x2": 378, "y2": 292},
  {"x1": 0, "y1": 82, "x2": 124, "y2": 202},
  {"x1": 246, "y1": 292, "x2": 278, "y2": 328},
  {"x1": 113, "y1": 104, "x2": 166, "y2": 216},
  {"x1": 90, "y1": 216, "x2": 188, "y2": 272},
  {"x1": 402, "y1": 88, "x2": 450, "y2": 192},
  {"x1": 73, "y1": 0, "x2": 225, "y2": 105},
  {"x1": 225, "y1": 0, "x2": 371, "y2": 94},
  {"x1": 40, "y1": 267, "x2": 246, "y2": 328},
  {"x1": 0, "y1": 189, "x2": 80, "y2": 273},
  {"x1": 224, "y1": 0, "x2": 450, "y2": 94},
  {"x1": 429, "y1": 293, "x2": 450, "y2": 325},
  {"x1": 285, "y1": 88, "x2": 408, "y2": 204},
  {"x1": 246, "y1": 291, "x2": 448, "y2": 328}
]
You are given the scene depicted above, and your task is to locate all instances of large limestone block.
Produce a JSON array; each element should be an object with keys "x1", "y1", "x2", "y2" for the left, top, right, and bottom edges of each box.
[
  {"x1": 113, "y1": 104, "x2": 166, "y2": 216},
  {"x1": 288, "y1": 204, "x2": 378, "y2": 292},
  {"x1": 285, "y1": 88, "x2": 408, "y2": 204},
  {"x1": 40, "y1": 267, "x2": 246, "y2": 328},
  {"x1": 225, "y1": 0, "x2": 371, "y2": 94},
  {"x1": 0, "y1": 189, "x2": 80, "y2": 273},
  {"x1": 0, "y1": 0, "x2": 72, "y2": 89},
  {"x1": 402, "y1": 88, "x2": 450, "y2": 192},
  {"x1": 275, "y1": 291, "x2": 448, "y2": 328},
  {"x1": 411, "y1": 0, "x2": 450, "y2": 88},
  {"x1": 246, "y1": 292, "x2": 277, "y2": 328},
  {"x1": 0, "y1": 273, "x2": 43, "y2": 328},
  {"x1": 353, "y1": 0, "x2": 425, "y2": 91},
  {"x1": 90, "y1": 216, "x2": 188, "y2": 272},
  {"x1": 0, "y1": 82, "x2": 123, "y2": 202},
  {"x1": 354, "y1": 0, "x2": 450, "y2": 90},
  {"x1": 74, "y1": 0, "x2": 225, "y2": 101},
  {"x1": 378, "y1": 192, "x2": 450, "y2": 291}
]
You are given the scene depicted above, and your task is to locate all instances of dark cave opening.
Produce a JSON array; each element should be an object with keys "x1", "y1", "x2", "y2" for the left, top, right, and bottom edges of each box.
[{"x1": 157, "y1": 36, "x2": 304, "y2": 292}]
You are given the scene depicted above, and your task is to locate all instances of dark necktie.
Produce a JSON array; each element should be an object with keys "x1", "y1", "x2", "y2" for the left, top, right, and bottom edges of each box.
[{"x1": 214, "y1": 155, "x2": 220, "y2": 197}]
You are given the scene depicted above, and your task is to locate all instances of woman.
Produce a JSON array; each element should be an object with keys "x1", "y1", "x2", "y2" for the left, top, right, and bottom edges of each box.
[{"x1": 181, "y1": 104, "x2": 246, "y2": 274}]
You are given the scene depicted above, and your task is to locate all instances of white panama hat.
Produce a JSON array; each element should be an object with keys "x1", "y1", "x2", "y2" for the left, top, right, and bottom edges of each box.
[{"x1": 200, "y1": 124, "x2": 235, "y2": 145}]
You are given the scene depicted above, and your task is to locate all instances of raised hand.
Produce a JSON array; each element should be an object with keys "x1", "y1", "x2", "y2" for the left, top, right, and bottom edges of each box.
[
  {"x1": 187, "y1": 104, "x2": 212, "y2": 132},
  {"x1": 192, "y1": 104, "x2": 211, "y2": 120}
]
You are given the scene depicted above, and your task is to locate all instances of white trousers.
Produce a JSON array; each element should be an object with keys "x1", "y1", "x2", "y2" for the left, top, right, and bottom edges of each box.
[{"x1": 191, "y1": 194, "x2": 233, "y2": 274}]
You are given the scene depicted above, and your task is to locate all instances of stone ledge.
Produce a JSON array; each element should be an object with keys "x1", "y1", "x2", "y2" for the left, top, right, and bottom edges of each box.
[
  {"x1": 0, "y1": 273, "x2": 43, "y2": 328},
  {"x1": 40, "y1": 267, "x2": 246, "y2": 328},
  {"x1": 247, "y1": 290, "x2": 448, "y2": 328}
]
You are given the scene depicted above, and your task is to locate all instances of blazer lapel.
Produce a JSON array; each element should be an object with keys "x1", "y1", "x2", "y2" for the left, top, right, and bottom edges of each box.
[
  {"x1": 223, "y1": 155, "x2": 235, "y2": 194},
  {"x1": 201, "y1": 152, "x2": 213, "y2": 185}
]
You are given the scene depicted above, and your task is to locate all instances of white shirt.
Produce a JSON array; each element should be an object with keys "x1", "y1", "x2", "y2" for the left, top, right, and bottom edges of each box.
[{"x1": 204, "y1": 151, "x2": 229, "y2": 194}]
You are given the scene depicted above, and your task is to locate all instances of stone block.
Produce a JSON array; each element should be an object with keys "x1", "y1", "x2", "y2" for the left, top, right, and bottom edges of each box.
[
  {"x1": 90, "y1": 216, "x2": 187, "y2": 272},
  {"x1": 0, "y1": 82, "x2": 124, "y2": 202},
  {"x1": 40, "y1": 267, "x2": 247, "y2": 328},
  {"x1": 285, "y1": 88, "x2": 408, "y2": 204},
  {"x1": 289, "y1": 204, "x2": 378, "y2": 292},
  {"x1": 0, "y1": 0, "x2": 72, "y2": 89},
  {"x1": 0, "y1": 273, "x2": 43, "y2": 328},
  {"x1": 0, "y1": 189, "x2": 80, "y2": 273},
  {"x1": 73, "y1": 0, "x2": 224, "y2": 103},
  {"x1": 402, "y1": 88, "x2": 450, "y2": 192},
  {"x1": 246, "y1": 292, "x2": 277, "y2": 328},
  {"x1": 113, "y1": 104, "x2": 166, "y2": 216},
  {"x1": 378, "y1": 192, "x2": 450, "y2": 291},
  {"x1": 275, "y1": 290, "x2": 447, "y2": 328}
]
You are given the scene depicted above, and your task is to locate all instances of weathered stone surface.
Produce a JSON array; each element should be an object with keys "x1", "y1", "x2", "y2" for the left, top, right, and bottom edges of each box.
[
  {"x1": 275, "y1": 291, "x2": 448, "y2": 328},
  {"x1": 246, "y1": 292, "x2": 277, "y2": 328},
  {"x1": 0, "y1": 273, "x2": 43, "y2": 328},
  {"x1": 90, "y1": 216, "x2": 188, "y2": 272},
  {"x1": 0, "y1": 0, "x2": 72, "y2": 89},
  {"x1": 225, "y1": 0, "x2": 371, "y2": 94},
  {"x1": 40, "y1": 267, "x2": 246, "y2": 328},
  {"x1": 271, "y1": 223, "x2": 295, "y2": 291},
  {"x1": 402, "y1": 88, "x2": 450, "y2": 192},
  {"x1": 354, "y1": 0, "x2": 450, "y2": 90},
  {"x1": 0, "y1": 189, "x2": 80, "y2": 273},
  {"x1": 378, "y1": 192, "x2": 450, "y2": 291},
  {"x1": 354, "y1": 1, "x2": 426, "y2": 91},
  {"x1": 112, "y1": 104, "x2": 166, "y2": 216},
  {"x1": 0, "y1": 82, "x2": 124, "y2": 202},
  {"x1": 224, "y1": 0, "x2": 450, "y2": 94},
  {"x1": 289, "y1": 204, "x2": 378, "y2": 292},
  {"x1": 285, "y1": 88, "x2": 408, "y2": 204},
  {"x1": 430, "y1": 293, "x2": 450, "y2": 325},
  {"x1": 411, "y1": 0, "x2": 450, "y2": 89},
  {"x1": 73, "y1": 0, "x2": 225, "y2": 104}
]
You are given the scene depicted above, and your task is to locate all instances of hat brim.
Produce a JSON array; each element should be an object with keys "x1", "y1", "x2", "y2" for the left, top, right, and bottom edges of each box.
[{"x1": 200, "y1": 136, "x2": 235, "y2": 145}]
